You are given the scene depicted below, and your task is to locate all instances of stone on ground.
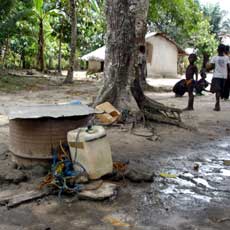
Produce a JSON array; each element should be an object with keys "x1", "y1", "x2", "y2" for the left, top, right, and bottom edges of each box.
[
  {"x1": 124, "y1": 161, "x2": 155, "y2": 182},
  {"x1": 0, "y1": 143, "x2": 8, "y2": 155},
  {"x1": 78, "y1": 182, "x2": 118, "y2": 201},
  {"x1": 0, "y1": 168, "x2": 27, "y2": 184}
]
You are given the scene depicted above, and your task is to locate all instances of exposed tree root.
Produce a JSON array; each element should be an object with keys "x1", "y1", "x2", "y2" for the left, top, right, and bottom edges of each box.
[
  {"x1": 141, "y1": 100, "x2": 184, "y2": 128},
  {"x1": 143, "y1": 83, "x2": 171, "y2": 93},
  {"x1": 144, "y1": 110, "x2": 188, "y2": 129},
  {"x1": 95, "y1": 78, "x2": 187, "y2": 128},
  {"x1": 129, "y1": 78, "x2": 187, "y2": 128}
]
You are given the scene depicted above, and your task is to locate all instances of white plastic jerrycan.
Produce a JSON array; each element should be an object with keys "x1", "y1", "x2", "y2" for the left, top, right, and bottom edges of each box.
[{"x1": 67, "y1": 126, "x2": 113, "y2": 179}]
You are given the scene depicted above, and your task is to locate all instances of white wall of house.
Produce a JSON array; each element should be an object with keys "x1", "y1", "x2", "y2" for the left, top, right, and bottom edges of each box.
[
  {"x1": 146, "y1": 36, "x2": 178, "y2": 78},
  {"x1": 88, "y1": 60, "x2": 102, "y2": 72}
]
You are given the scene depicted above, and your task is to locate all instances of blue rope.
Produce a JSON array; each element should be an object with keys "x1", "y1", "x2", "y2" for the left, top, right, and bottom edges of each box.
[{"x1": 49, "y1": 146, "x2": 86, "y2": 198}]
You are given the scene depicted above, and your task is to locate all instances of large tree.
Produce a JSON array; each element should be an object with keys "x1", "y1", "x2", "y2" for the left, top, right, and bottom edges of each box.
[
  {"x1": 95, "y1": 0, "x2": 182, "y2": 126},
  {"x1": 33, "y1": 0, "x2": 59, "y2": 71},
  {"x1": 33, "y1": 0, "x2": 46, "y2": 71}
]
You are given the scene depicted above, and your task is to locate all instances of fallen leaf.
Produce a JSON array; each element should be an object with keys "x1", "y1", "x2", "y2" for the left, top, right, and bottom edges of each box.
[
  {"x1": 159, "y1": 173, "x2": 177, "y2": 179},
  {"x1": 103, "y1": 216, "x2": 130, "y2": 227}
]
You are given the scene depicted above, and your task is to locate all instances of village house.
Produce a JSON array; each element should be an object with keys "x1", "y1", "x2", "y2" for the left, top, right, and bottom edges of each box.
[
  {"x1": 81, "y1": 32, "x2": 186, "y2": 78},
  {"x1": 81, "y1": 46, "x2": 105, "y2": 73}
]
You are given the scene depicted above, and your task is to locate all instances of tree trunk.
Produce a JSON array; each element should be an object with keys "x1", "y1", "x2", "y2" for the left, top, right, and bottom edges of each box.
[
  {"x1": 48, "y1": 56, "x2": 53, "y2": 69},
  {"x1": 38, "y1": 18, "x2": 45, "y2": 72},
  {"x1": 64, "y1": 0, "x2": 77, "y2": 83},
  {"x1": 57, "y1": 18, "x2": 63, "y2": 74},
  {"x1": 202, "y1": 52, "x2": 209, "y2": 70},
  {"x1": 21, "y1": 50, "x2": 26, "y2": 69},
  {"x1": 2, "y1": 37, "x2": 9, "y2": 69},
  {"x1": 57, "y1": 35, "x2": 62, "y2": 74},
  {"x1": 95, "y1": 0, "x2": 182, "y2": 126}
]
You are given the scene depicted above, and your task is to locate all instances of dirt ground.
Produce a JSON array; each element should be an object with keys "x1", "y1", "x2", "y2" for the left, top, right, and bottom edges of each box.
[{"x1": 0, "y1": 75, "x2": 230, "y2": 230}]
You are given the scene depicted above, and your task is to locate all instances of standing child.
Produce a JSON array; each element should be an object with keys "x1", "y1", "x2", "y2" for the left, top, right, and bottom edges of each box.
[
  {"x1": 222, "y1": 45, "x2": 230, "y2": 100},
  {"x1": 184, "y1": 53, "x2": 198, "y2": 110},
  {"x1": 207, "y1": 44, "x2": 230, "y2": 111}
]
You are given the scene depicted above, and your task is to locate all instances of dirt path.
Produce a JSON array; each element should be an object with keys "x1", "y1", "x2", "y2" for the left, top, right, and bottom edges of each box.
[{"x1": 0, "y1": 79, "x2": 230, "y2": 229}]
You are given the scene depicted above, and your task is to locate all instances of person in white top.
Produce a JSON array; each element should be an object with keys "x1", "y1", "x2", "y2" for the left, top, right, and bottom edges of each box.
[
  {"x1": 223, "y1": 45, "x2": 230, "y2": 100},
  {"x1": 207, "y1": 44, "x2": 230, "y2": 111}
]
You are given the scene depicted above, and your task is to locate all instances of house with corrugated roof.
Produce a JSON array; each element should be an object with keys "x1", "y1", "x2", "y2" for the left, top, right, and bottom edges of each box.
[{"x1": 81, "y1": 32, "x2": 186, "y2": 78}]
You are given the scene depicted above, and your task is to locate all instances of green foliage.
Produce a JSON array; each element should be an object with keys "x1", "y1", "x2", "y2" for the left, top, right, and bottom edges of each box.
[
  {"x1": 0, "y1": 0, "x2": 15, "y2": 20},
  {"x1": 148, "y1": 0, "x2": 219, "y2": 61},
  {"x1": 0, "y1": 1, "x2": 32, "y2": 44},
  {"x1": 202, "y1": 3, "x2": 230, "y2": 35},
  {"x1": 0, "y1": 0, "x2": 35, "y2": 68},
  {"x1": 0, "y1": 0, "x2": 223, "y2": 71},
  {"x1": 33, "y1": 0, "x2": 44, "y2": 18},
  {"x1": 222, "y1": 19, "x2": 230, "y2": 33},
  {"x1": 0, "y1": 0, "x2": 105, "y2": 69},
  {"x1": 148, "y1": 0, "x2": 199, "y2": 36},
  {"x1": 76, "y1": 0, "x2": 105, "y2": 55},
  {"x1": 189, "y1": 19, "x2": 218, "y2": 56}
]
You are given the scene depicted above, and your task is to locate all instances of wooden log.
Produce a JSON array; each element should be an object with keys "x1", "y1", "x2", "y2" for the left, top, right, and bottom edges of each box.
[
  {"x1": 7, "y1": 190, "x2": 48, "y2": 208},
  {"x1": 0, "y1": 189, "x2": 49, "y2": 208},
  {"x1": 0, "y1": 190, "x2": 16, "y2": 206}
]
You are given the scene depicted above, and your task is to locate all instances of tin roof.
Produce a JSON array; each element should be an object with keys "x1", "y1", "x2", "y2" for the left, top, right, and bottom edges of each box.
[{"x1": 8, "y1": 104, "x2": 95, "y2": 120}]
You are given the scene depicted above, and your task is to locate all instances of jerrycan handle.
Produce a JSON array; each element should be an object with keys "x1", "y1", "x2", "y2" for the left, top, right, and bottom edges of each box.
[
  {"x1": 87, "y1": 125, "x2": 92, "y2": 132},
  {"x1": 86, "y1": 124, "x2": 95, "y2": 134}
]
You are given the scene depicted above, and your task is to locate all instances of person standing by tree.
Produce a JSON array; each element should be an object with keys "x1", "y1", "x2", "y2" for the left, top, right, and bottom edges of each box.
[
  {"x1": 184, "y1": 54, "x2": 198, "y2": 111},
  {"x1": 207, "y1": 44, "x2": 230, "y2": 111}
]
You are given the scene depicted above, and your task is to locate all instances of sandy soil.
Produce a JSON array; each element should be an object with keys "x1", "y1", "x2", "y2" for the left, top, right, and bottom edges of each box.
[{"x1": 0, "y1": 76, "x2": 230, "y2": 229}]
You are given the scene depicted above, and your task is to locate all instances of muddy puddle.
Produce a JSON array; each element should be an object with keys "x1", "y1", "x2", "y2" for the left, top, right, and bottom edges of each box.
[{"x1": 149, "y1": 137, "x2": 230, "y2": 211}]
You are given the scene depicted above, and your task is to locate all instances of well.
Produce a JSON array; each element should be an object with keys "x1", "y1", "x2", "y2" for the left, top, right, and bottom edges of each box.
[{"x1": 8, "y1": 104, "x2": 94, "y2": 167}]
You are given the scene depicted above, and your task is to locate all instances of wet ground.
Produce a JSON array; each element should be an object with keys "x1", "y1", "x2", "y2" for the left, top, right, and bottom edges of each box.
[
  {"x1": 137, "y1": 137, "x2": 230, "y2": 229},
  {"x1": 1, "y1": 135, "x2": 230, "y2": 229},
  {"x1": 0, "y1": 76, "x2": 230, "y2": 229}
]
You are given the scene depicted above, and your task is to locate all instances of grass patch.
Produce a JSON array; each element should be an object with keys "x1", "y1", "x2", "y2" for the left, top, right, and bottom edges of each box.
[{"x1": 0, "y1": 75, "x2": 50, "y2": 93}]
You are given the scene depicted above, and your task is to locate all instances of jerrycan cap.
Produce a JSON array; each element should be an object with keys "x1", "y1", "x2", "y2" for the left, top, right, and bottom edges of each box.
[
  {"x1": 86, "y1": 125, "x2": 96, "y2": 134},
  {"x1": 83, "y1": 125, "x2": 106, "y2": 142}
]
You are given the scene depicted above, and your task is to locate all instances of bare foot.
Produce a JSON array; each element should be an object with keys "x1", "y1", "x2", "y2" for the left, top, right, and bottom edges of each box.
[
  {"x1": 213, "y1": 107, "x2": 220, "y2": 111},
  {"x1": 183, "y1": 107, "x2": 194, "y2": 111}
]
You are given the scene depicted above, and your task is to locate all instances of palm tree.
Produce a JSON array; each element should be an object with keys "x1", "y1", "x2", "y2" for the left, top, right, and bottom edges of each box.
[
  {"x1": 64, "y1": 0, "x2": 77, "y2": 83},
  {"x1": 33, "y1": 0, "x2": 46, "y2": 71}
]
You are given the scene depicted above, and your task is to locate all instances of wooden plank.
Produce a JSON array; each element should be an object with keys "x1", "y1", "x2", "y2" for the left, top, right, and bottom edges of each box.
[
  {"x1": 3, "y1": 190, "x2": 48, "y2": 208},
  {"x1": 0, "y1": 190, "x2": 16, "y2": 205}
]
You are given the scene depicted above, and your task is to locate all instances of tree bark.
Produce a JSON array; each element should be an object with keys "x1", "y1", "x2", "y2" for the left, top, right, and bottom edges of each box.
[
  {"x1": 21, "y1": 50, "x2": 26, "y2": 69},
  {"x1": 202, "y1": 52, "x2": 209, "y2": 70},
  {"x1": 64, "y1": 0, "x2": 77, "y2": 83},
  {"x1": 57, "y1": 18, "x2": 63, "y2": 74},
  {"x1": 38, "y1": 18, "x2": 45, "y2": 72},
  {"x1": 2, "y1": 37, "x2": 9, "y2": 69},
  {"x1": 57, "y1": 34, "x2": 62, "y2": 74},
  {"x1": 95, "y1": 0, "x2": 182, "y2": 126}
]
